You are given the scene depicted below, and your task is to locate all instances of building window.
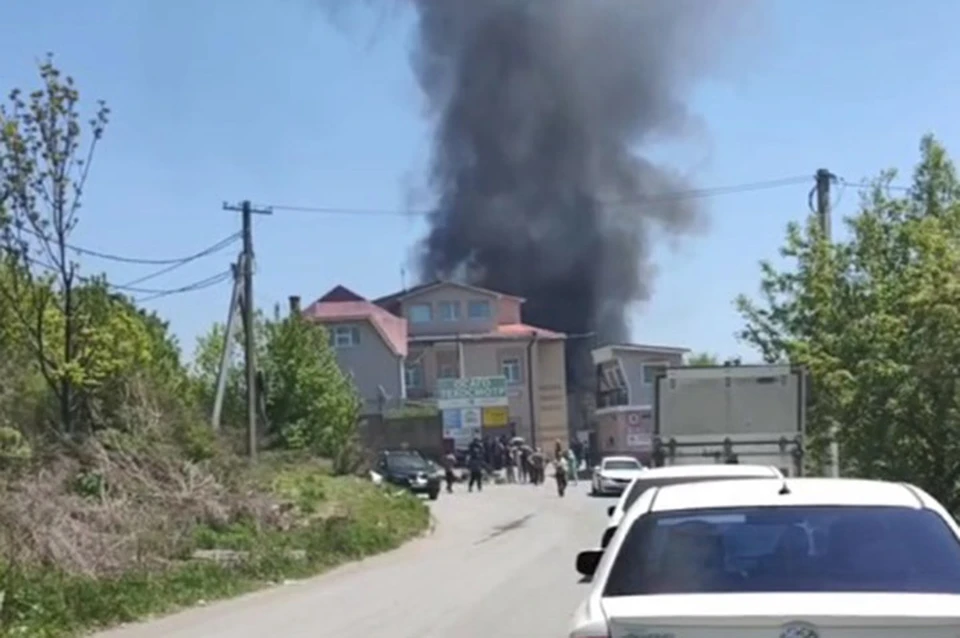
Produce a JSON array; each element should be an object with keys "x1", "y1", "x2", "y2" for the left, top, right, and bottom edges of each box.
[
  {"x1": 437, "y1": 300, "x2": 461, "y2": 322},
  {"x1": 642, "y1": 363, "x2": 668, "y2": 384},
  {"x1": 467, "y1": 299, "x2": 492, "y2": 319},
  {"x1": 438, "y1": 364, "x2": 459, "y2": 379},
  {"x1": 408, "y1": 303, "x2": 433, "y2": 324},
  {"x1": 330, "y1": 325, "x2": 360, "y2": 348},
  {"x1": 404, "y1": 362, "x2": 423, "y2": 389},
  {"x1": 501, "y1": 358, "x2": 522, "y2": 385}
]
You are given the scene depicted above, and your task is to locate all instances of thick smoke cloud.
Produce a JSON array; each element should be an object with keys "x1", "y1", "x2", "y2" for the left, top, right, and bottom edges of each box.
[{"x1": 406, "y1": 0, "x2": 753, "y2": 382}]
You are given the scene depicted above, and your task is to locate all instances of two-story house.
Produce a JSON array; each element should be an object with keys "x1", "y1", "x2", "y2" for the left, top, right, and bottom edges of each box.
[
  {"x1": 299, "y1": 285, "x2": 408, "y2": 414},
  {"x1": 374, "y1": 281, "x2": 568, "y2": 448},
  {"x1": 591, "y1": 343, "x2": 690, "y2": 463}
]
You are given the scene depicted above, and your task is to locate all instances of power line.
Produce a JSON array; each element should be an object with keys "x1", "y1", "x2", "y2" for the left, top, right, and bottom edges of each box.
[
  {"x1": 262, "y1": 175, "x2": 814, "y2": 217},
  {"x1": 11, "y1": 253, "x2": 234, "y2": 302},
  {"x1": 112, "y1": 269, "x2": 233, "y2": 296},
  {"x1": 14, "y1": 226, "x2": 241, "y2": 265},
  {"x1": 118, "y1": 234, "x2": 240, "y2": 287}
]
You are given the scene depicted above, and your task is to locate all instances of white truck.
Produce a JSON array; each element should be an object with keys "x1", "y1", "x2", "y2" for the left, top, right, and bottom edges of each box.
[{"x1": 652, "y1": 364, "x2": 807, "y2": 476}]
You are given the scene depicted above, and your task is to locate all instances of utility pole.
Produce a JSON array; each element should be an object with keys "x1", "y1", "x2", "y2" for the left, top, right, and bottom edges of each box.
[
  {"x1": 223, "y1": 200, "x2": 272, "y2": 461},
  {"x1": 813, "y1": 168, "x2": 840, "y2": 478},
  {"x1": 211, "y1": 260, "x2": 242, "y2": 431}
]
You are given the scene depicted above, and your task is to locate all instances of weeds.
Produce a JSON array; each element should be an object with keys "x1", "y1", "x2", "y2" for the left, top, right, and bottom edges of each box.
[{"x1": 0, "y1": 460, "x2": 429, "y2": 638}]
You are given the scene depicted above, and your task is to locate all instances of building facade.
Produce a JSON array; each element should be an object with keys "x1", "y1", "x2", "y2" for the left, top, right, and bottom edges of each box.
[
  {"x1": 300, "y1": 281, "x2": 569, "y2": 449},
  {"x1": 299, "y1": 285, "x2": 408, "y2": 414},
  {"x1": 591, "y1": 343, "x2": 689, "y2": 463}
]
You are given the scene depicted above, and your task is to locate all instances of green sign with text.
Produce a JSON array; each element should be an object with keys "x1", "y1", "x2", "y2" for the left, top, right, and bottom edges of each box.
[{"x1": 436, "y1": 376, "x2": 508, "y2": 409}]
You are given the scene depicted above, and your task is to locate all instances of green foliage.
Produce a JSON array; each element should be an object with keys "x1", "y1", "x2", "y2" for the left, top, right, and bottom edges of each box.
[
  {"x1": 686, "y1": 352, "x2": 719, "y2": 366},
  {"x1": 737, "y1": 135, "x2": 960, "y2": 510},
  {"x1": 262, "y1": 316, "x2": 361, "y2": 471},
  {"x1": 192, "y1": 312, "x2": 362, "y2": 473},
  {"x1": 0, "y1": 55, "x2": 111, "y2": 434}
]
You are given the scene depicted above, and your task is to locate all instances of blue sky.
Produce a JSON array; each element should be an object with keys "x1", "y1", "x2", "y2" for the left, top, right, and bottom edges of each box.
[{"x1": 2, "y1": 0, "x2": 958, "y2": 362}]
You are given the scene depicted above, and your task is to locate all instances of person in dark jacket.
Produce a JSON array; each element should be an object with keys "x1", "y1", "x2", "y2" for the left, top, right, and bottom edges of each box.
[
  {"x1": 467, "y1": 438, "x2": 484, "y2": 492},
  {"x1": 443, "y1": 451, "x2": 457, "y2": 493}
]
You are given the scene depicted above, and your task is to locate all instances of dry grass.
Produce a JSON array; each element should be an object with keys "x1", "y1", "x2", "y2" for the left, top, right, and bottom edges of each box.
[{"x1": 0, "y1": 432, "x2": 293, "y2": 578}]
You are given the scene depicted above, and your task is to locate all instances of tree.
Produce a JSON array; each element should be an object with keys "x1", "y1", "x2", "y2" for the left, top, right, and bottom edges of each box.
[
  {"x1": 0, "y1": 55, "x2": 110, "y2": 435},
  {"x1": 686, "y1": 352, "x2": 719, "y2": 366},
  {"x1": 191, "y1": 310, "x2": 361, "y2": 473},
  {"x1": 262, "y1": 315, "x2": 361, "y2": 473},
  {"x1": 736, "y1": 135, "x2": 960, "y2": 511}
]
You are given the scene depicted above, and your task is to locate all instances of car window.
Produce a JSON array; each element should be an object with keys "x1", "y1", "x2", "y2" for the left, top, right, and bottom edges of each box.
[
  {"x1": 603, "y1": 506, "x2": 960, "y2": 595},
  {"x1": 622, "y1": 474, "x2": 770, "y2": 512},
  {"x1": 386, "y1": 453, "x2": 428, "y2": 472},
  {"x1": 604, "y1": 459, "x2": 641, "y2": 471}
]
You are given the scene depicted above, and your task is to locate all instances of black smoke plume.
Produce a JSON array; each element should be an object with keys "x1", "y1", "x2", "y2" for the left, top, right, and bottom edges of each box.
[{"x1": 405, "y1": 0, "x2": 754, "y2": 389}]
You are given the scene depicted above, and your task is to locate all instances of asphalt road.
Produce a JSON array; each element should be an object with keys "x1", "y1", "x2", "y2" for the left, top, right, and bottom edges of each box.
[{"x1": 94, "y1": 479, "x2": 608, "y2": 638}]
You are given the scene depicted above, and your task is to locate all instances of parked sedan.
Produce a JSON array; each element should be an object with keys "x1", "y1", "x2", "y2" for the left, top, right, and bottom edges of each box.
[
  {"x1": 571, "y1": 477, "x2": 960, "y2": 638},
  {"x1": 591, "y1": 456, "x2": 644, "y2": 496},
  {"x1": 374, "y1": 449, "x2": 441, "y2": 500}
]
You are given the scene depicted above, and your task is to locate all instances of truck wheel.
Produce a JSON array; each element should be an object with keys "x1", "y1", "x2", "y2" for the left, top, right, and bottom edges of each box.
[{"x1": 428, "y1": 488, "x2": 440, "y2": 501}]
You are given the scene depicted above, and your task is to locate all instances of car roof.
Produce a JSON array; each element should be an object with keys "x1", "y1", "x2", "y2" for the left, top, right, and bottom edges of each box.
[
  {"x1": 648, "y1": 477, "x2": 925, "y2": 514},
  {"x1": 601, "y1": 456, "x2": 641, "y2": 464},
  {"x1": 634, "y1": 463, "x2": 780, "y2": 480}
]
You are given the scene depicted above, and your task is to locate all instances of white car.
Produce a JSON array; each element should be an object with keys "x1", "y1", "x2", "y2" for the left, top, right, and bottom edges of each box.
[
  {"x1": 599, "y1": 464, "x2": 783, "y2": 550},
  {"x1": 571, "y1": 477, "x2": 960, "y2": 638},
  {"x1": 591, "y1": 456, "x2": 645, "y2": 496}
]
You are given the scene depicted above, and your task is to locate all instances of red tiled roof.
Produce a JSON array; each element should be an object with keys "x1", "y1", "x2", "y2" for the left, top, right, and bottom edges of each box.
[{"x1": 303, "y1": 286, "x2": 408, "y2": 356}]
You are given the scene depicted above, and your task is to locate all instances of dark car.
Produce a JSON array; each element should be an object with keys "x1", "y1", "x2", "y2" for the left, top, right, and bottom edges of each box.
[{"x1": 375, "y1": 449, "x2": 441, "y2": 500}]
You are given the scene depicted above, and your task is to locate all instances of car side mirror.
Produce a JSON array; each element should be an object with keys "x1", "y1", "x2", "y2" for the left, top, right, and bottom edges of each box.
[
  {"x1": 576, "y1": 550, "x2": 602, "y2": 578},
  {"x1": 607, "y1": 506, "x2": 615, "y2": 517}
]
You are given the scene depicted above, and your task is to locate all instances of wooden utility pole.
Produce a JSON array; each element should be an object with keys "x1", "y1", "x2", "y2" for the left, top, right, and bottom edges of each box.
[
  {"x1": 813, "y1": 169, "x2": 839, "y2": 478},
  {"x1": 211, "y1": 260, "x2": 242, "y2": 431},
  {"x1": 223, "y1": 200, "x2": 272, "y2": 461}
]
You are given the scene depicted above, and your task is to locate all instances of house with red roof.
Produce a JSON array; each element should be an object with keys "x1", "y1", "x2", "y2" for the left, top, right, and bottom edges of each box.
[
  {"x1": 297, "y1": 285, "x2": 408, "y2": 414},
  {"x1": 298, "y1": 280, "x2": 569, "y2": 448},
  {"x1": 373, "y1": 280, "x2": 569, "y2": 448}
]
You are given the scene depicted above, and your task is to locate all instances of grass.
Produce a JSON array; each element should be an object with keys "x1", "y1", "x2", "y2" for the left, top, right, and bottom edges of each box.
[{"x1": 0, "y1": 461, "x2": 430, "y2": 638}]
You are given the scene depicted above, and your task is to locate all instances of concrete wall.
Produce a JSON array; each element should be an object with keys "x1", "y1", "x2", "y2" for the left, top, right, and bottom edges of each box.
[
  {"x1": 535, "y1": 339, "x2": 569, "y2": 451},
  {"x1": 595, "y1": 406, "x2": 654, "y2": 465}
]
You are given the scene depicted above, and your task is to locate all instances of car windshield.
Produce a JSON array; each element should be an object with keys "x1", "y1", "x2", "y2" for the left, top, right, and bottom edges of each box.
[
  {"x1": 604, "y1": 506, "x2": 960, "y2": 595},
  {"x1": 386, "y1": 453, "x2": 428, "y2": 472},
  {"x1": 604, "y1": 459, "x2": 641, "y2": 471},
  {"x1": 622, "y1": 475, "x2": 770, "y2": 512}
]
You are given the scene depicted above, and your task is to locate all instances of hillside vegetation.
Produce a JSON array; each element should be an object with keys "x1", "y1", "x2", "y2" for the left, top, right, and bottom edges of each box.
[{"x1": 0, "y1": 58, "x2": 428, "y2": 637}]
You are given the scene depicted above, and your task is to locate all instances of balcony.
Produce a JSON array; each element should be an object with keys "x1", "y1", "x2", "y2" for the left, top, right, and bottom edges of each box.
[{"x1": 596, "y1": 388, "x2": 629, "y2": 409}]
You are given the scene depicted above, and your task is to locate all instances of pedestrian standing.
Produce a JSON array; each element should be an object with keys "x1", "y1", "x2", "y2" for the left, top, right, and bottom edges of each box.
[
  {"x1": 467, "y1": 438, "x2": 484, "y2": 493},
  {"x1": 519, "y1": 446, "x2": 530, "y2": 483},
  {"x1": 554, "y1": 451, "x2": 568, "y2": 497},
  {"x1": 443, "y1": 450, "x2": 457, "y2": 493}
]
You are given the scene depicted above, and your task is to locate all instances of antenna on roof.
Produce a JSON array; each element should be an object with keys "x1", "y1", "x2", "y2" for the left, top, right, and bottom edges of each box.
[
  {"x1": 778, "y1": 476, "x2": 791, "y2": 496},
  {"x1": 400, "y1": 266, "x2": 407, "y2": 291}
]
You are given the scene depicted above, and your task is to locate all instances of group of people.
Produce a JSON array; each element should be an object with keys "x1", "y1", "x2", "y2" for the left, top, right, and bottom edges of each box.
[{"x1": 442, "y1": 435, "x2": 582, "y2": 497}]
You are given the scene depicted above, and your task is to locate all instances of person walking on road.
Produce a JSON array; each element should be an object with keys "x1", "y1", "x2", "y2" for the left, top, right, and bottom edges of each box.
[
  {"x1": 467, "y1": 438, "x2": 484, "y2": 493},
  {"x1": 443, "y1": 451, "x2": 457, "y2": 493},
  {"x1": 554, "y1": 451, "x2": 569, "y2": 497},
  {"x1": 530, "y1": 448, "x2": 545, "y2": 485}
]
